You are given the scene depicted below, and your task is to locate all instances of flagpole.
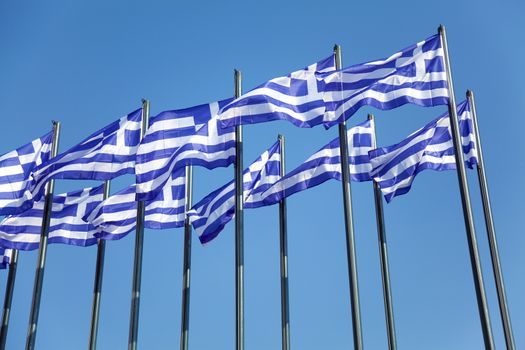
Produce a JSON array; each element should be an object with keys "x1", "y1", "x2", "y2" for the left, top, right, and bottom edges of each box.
[
  {"x1": 179, "y1": 165, "x2": 193, "y2": 350},
  {"x1": 25, "y1": 120, "x2": 61, "y2": 350},
  {"x1": 0, "y1": 249, "x2": 19, "y2": 349},
  {"x1": 438, "y1": 25, "x2": 494, "y2": 349},
  {"x1": 88, "y1": 180, "x2": 111, "y2": 350},
  {"x1": 277, "y1": 134, "x2": 290, "y2": 350},
  {"x1": 334, "y1": 44, "x2": 363, "y2": 350},
  {"x1": 234, "y1": 69, "x2": 244, "y2": 350},
  {"x1": 368, "y1": 114, "x2": 397, "y2": 350},
  {"x1": 128, "y1": 99, "x2": 149, "y2": 350},
  {"x1": 467, "y1": 90, "x2": 515, "y2": 349}
]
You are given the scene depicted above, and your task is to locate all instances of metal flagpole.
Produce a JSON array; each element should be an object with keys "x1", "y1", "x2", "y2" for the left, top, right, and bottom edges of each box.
[
  {"x1": 467, "y1": 90, "x2": 515, "y2": 350},
  {"x1": 128, "y1": 99, "x2": 149, "y2": 350},
  {"x1": 88, "y1": 180, "x2": 111, "y2": 350},
  {"x1": 334, "y1": 44, "x2": 363, "y2": 350},
  {"x1": 234, "y1": 69, "x2": 244, "y2": 350},
  {"x1": 438, "y1": 25, "x2": 495, "y2": 349},
  {"x1": 25, "y1": 120, "x2": 61, "y2": 350},
  {"x1": 0, "y1": 249, "x2": 19, "y2": 349},
  {"x1": 277, "y1": 135, "x2": 290, "y2": 350},
  {"x1": 368, "y1": 114, "x2": 397, "y2": 350},
  {"x1": 179, "y1": 165, "x2": 193, "y2": 350}
]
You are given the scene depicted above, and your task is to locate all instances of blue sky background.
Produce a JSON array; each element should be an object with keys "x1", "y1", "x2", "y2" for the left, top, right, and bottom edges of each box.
[{"x1": 0, "y1": 1, "x2": 524, "y2": 349}]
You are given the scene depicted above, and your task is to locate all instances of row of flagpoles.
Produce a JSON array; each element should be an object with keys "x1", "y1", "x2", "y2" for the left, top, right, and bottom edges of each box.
[{"x1": 0, "y1": 24, "x2": 516, "y2": 350}]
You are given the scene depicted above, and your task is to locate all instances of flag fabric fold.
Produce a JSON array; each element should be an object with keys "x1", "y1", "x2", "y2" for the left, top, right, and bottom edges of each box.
[
  {"x1": 84, "y1": 168, "x2": 186, "y2": 240},
  {"x1": 218, "y1": 55, "x2": 335, "y2": 129},
  {"x1": 369, "y1": 100, "x2": 478, "y2": 202},
  {"x1": 135, "y1": 99, "x2": 235, "y2": 202},
  {"x1": 0, "y1": 132, "x2": 53, "y2": 215},
  {"x1": 262, "y1": 119, "x2": 374, "y2": 205},
  {"x1": 187, "y1": 139, "x2": 281, "y2": 244},
  {"x1": 318, "y1": 34, "x2": 449, "y2": 128},
  {"x1": 30, "y1": 108, "x2": 143, "y2": 200},
  {"x1": 0, "y1": 185, "x2": 104, "y2": 250}
]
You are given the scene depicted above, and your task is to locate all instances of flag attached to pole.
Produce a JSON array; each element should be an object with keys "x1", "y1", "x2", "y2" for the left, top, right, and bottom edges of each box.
[
  {"x1": 262, "y1": 119, "x2": 374, "y2": 205},
  {"x1": 219, "y1": 55, "x2": 335, "y2": 129},
  {"x1": 187, "y1": 139, "x2": 281, "y2": 244},
  {"x1": 369, "y1": 100, "x2": 478, "y2": 202},
  {"x1": 84, "y1": 168, "x2": 186, "y2": 240},
  {"x1": 0, "y1": 185, "x2": 104, "y2": 250},
  {"x1": 30, "y1": 108, "x2": 143, "y2": 200},
  {"x1": 135, "y1": 99, "x2": 235, "y2": 201},
  {"x1": 318, "y1": 34, "x2": 448, "y2": 128},
  {"x1": 0, "y1": 132, "x2": 53, "y2": 215}
]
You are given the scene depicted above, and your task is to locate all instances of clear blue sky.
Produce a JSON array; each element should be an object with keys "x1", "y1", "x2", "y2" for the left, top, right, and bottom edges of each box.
[{"x1": 0, "y1": 1, "x2": 523, "y2": 349}]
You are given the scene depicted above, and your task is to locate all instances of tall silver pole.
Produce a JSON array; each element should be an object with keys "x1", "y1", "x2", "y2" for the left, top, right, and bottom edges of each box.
[
  {"x1": 439, "y1": 25, "x2": 494, "y2": 349},
  {"x1": 467, "y1": 90, "x2": 515, "y2": 349},
  {"x1": 128, "y1": 99, "x2": 149, "y2": 350},
  {"x1": 334, "y1": 44, "x2": 363, "y2": 349},
  {"x1": 25, "y1": 120, "x2": 61, "y2": 350},
  {"x1": 88, "y1": 180, "x2": 111, "y2": 350},
  {"x1": 0, "y1": 249, "x2": 19, "y2": 349},
  {"x1": 179, "y1": 165, "x2": 193, "y2": 350},
  {"x1": 277, "y1": 135, "x2": 290, "y2": 350},
  {"x1": 368, "y1": 114, "x2": 397, "y2": 350},
  {"x1": 234, "y1": 69, "x2": 244, "y2": 350}
]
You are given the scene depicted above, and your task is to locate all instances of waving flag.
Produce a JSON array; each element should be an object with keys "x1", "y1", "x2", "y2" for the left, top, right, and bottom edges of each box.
[
  {"x1": 187, "y1": 139, "x2": 281, "y2": 244},
  {"x1": 219, "y1": 55, "x2": 335, "y2": 129},
  {"x1": 319, "y1": 34, "x2": 448, "y2": 128},
  {"x1": 85, "y1": 168, "x2": 186, "y2": 240},
  {"x1": 135, "y1": 99, "x2": 235, "y2": 201},
  {"x1": 0, "y1": 247, "x2": 13, "y2": 269},
  {"x1": 0, "y1": 132, "x2": 53, "y2": 215},
  {"x1": 262, "y1": 119, "x2": 374, "y2": 205},
  {"x1": 369, "y1": 100, "x2": 478, "y2": 202},
  {"x1": 0, "y1": 185, "x2": 104, "y2": 250},
  {"x1": 30, "y1": 108, "x2": 143, "y2": 200}
]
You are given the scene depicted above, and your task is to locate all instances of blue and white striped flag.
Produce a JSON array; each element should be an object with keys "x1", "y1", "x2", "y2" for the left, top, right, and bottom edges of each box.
[
  {"x1": 187, "y1": 139, "x2": 281, "y2": 244},
  {"x1": 30, "y1": 108, "x2": 143, "y2": 200},
  {"x1": 318, "y1": 34, "x2": 449, "y2": 128},
  {"x1": 262, "y1": 120, "x2": 374, "y2": 205},
  {"x1": 84, "y1": 168, "x2": 186, "y2": 240},
  {"x1": 0, "y1": 247, "x2": 13, "y2": 269},
  {"x1": 369, "y1": 100, "x2": 478, "y2": 202},
  {"x1": 219, "y1": 55, "x2": 335, "y2": 129},
  {"x1": 0, "y1": 185, "x2": 104, "y2": 250},
  {"x1": 0, "y1": 132, "x2": 53, "y2": 215},
  {"x1": 135, "y1": 99, "x2": 235, "y2": 201}
]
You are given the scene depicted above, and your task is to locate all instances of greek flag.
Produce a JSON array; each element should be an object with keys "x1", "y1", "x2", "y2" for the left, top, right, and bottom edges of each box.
[
  {"x1": 369, "y1": 100, "x2": 478, "y2": 202},
  {"x1": 84, "y1": 168, "x2": 186, "y2": 240},
  {"x1": 0, "y1": 132, "x2": 53, "y2": 215},
  {"x1": 30, "y1": 108, "x2": 143, "y2": 200},
  {"x1": 319, "y1": 34, "x2": 449, "y2": 128},
  {"x1": 219, "y1": 55, "x2": 335, "y2": 129},
  {"x1": 0, "y1": 247, "x2": 13, "y2": 269},
  {"x1": 0, "y1": 185, "x2": 104, "y2": 250},
  {"x1": 187, "y1": 139, "x2": 281, "y2": 244},
  {"x1": 262, "y1": 120, "x2": 374, "y2": 205},
  {"x1": 135, "y1": 99, "x2": 235, "y2": 202}
]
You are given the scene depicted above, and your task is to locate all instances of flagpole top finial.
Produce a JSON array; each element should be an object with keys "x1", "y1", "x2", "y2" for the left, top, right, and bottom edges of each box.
[
  {"x1": 367, "y1": 114, "x2": 374, "y2": 121},
  {"x1": 278, "y1": 134, "x2": 284, "y2": 141},
  {"x1": 466, "y1": 89, "x2": 473, "y2": 98},
  {"x1": 333, "y1": 44, "x2": 340, "y2": 53},
  {"x1": 141, "y1": 98, "x2": 148, "y2": 104},
  {"x1": 52, "y1": 120, "x2": 60, "y2": 126},
  {"x1": 438, "y1": 24, "x2": 445, "y2": 34}
]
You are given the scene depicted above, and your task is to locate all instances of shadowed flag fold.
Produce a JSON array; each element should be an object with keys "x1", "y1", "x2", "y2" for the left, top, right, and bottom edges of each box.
[
  {"x1": 318, "y1": 34, "x2": 449, "y2": 128},
  {"x1": 135, "y1": 99, "x2": 235, "y2": 202},
  {"x1": 0, "y1": 185, "x2": 104, "y2": 250},
  {"x1": 30, "y1": 108, "x2": 143, "y2": 200},
  {"x1": 0, "y1": 132, "x2": 53, "y2": 215},
  {"x1": 187, "y1": 139, "x2": 281, "y2": 244},
  {"x1": 369, "y1": 100, "x2": 478, "y2": 202}
]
